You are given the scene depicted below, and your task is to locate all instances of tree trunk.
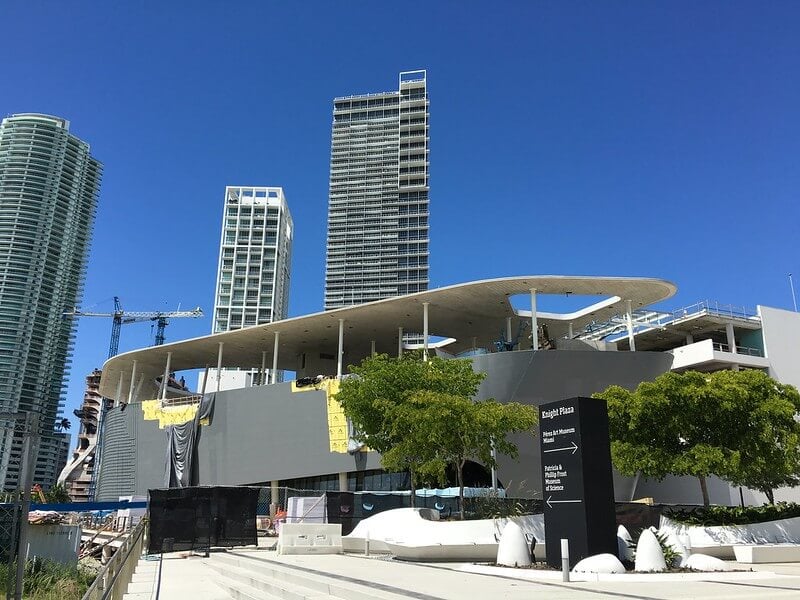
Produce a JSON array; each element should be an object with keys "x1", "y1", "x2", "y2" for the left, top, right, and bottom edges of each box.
[
  {"x1": 458, "y1": 459, "x2": 465, "y2": 520},
  {"x1": 698, "y1": 475, "x2": 710, "y2": 507},
  {"x1": 409, "y1": 468, "x2": 416, "y2": 508},
  {"x1": 765, "y1": 488, "x2": 775, "y2": 504}
]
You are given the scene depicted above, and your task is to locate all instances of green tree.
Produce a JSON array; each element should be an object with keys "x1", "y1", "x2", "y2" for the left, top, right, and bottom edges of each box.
[
  {"x1": 385, "y1": 391, "x2": 537, "y2": 518},
  {"x1": 336, "y1": 353, "x2": 537, "y2": 513},
  {"x1": 596, "y1": 370, "x2": 800, "y2": 506},
  {"x1": 44, "y1": 483, "x2": 71, "y2": 503},
  {"x1": 595, "y1": 371, "x2": 741, "y2": 506},
  {"x1": 336, "y1": 352, "x2": 485, "y2": 504},
  {"x1": 712, "y1": 369, "x2": 800, "y2": 503}
]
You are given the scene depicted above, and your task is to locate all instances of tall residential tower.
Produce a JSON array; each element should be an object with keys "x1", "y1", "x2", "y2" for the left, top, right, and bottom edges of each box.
[
  {"x1": 0, "y1": 113, "x2": 102, "y2": 490},
  {"x1": 324, "y1": 71, "x2": 429, "y2": 310},
  {"x1": 205, "y1": 186, "x2": 292, "y2": 390}
]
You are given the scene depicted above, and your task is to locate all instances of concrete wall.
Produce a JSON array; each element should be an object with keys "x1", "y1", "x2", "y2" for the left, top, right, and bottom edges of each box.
[
  {"x1": 759, "y1": 305, "x2": 800, "y2": 390},
  {"x1": 99, "y1": 348, "x2": 683, "y2": 502},
  {"x1": 97, "y1": 382, "x2": 382, "y2": 500}
]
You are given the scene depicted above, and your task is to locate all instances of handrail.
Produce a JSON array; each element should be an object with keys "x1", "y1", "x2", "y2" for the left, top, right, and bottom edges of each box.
[{"x1": 81, "y1": 518, "x2": 147, "y2": 600}]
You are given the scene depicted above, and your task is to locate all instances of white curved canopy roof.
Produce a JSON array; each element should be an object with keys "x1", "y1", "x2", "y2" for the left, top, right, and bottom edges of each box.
[{"x1": 99, "y1": 275, "x2": 676, "y2": 399}]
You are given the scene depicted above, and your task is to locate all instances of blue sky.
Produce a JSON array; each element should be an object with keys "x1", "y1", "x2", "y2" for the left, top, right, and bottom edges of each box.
[{"x1": 2, "y1": 1, "x2": 799, "y2": 432}]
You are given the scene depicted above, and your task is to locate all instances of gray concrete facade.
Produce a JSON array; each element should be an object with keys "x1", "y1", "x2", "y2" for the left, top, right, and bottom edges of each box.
[{"x1": 97, "y1": 348, "x2": 672, "y2": 500}]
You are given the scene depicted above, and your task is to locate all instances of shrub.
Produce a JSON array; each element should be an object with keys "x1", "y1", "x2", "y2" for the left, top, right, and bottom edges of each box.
[{"x1": 664, "y1": 502, "x2": 800, "y2": 526}]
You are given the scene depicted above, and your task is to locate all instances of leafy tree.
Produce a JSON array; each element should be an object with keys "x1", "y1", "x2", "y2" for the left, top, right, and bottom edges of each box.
[
  {"x1": 44, "y1": 483, "x2": 71, "y2": 504},
  {"x1": 595, "y1": 370, "x2": 800, "y2": 506},
  {"x1": 336, "y1": 353, "x2": 537, "y2": 513},
  {"x1": 713, "y1": 370, "x2": 800, "y2": 503},
  {"x1": 595, "y1": 371, "x2": 740, "y2": 506},
  {"x1": 384, "y1": 391, "x2": 537, "y2": 518}
]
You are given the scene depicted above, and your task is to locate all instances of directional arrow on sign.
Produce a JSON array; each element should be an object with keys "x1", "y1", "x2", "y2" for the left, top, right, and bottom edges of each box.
[
  {"x1": 546, "y1": 496, "x2": 583, "y2": 509},
  {"x1": 542, "y1": 441, "x2": 578, "y2": 455}
]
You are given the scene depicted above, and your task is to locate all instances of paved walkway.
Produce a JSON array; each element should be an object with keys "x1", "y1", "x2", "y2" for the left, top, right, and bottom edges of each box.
[{"x1": 129, "y1": 547, "x2": 800, "y2": 600}]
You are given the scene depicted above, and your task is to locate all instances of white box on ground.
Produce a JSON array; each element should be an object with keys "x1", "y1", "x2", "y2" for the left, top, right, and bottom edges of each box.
[
  {"x1": 733, "y1": 544, "x2": 800, "y2": 563},
  {"x1": 277, "y1": 523, "x2": 343, "y2": 555}
]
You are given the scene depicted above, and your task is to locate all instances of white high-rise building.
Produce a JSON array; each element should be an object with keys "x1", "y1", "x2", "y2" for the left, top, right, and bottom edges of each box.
[
  {"x1": 203, "y1": 186, "x2": 292, "y2": 390},
  {"x1": 324, "y1": 71, "x2": 429, "y2": 310},
  {"x1": 0, "y1": 114, "x2": 102, "y2": 491}
]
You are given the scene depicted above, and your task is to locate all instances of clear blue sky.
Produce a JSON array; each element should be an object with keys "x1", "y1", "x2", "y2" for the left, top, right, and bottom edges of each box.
[{"x1": 2, "y1": 1, "x2": 799, "y2": 433}]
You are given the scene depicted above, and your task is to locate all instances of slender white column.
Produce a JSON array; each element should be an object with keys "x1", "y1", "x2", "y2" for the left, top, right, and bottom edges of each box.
[
  {"x1": 339, "y1": 472, "x2": 348, "y2": 491},
  {"x1": 216, "y1": 342, "x2": 224, "y2": 392},
  {"x1": 161, "y1": 351, "x2": 172, "y2": 400},
  {"x1": 371, "y1": 340, "x2": 376, "y2": 357},
  {"x1": 260, "y1": 350, "x2": 267, "y2": 385},
  {"x1": 506, "y1": 317, "x2": 512, "y2": 348},
  {"x1": 127, "y1": 360, "x2": 138, "y2": 403},
  {"x1": 726, "y1": 322, "x2": 737, "y2": 354},
  {"x1": 685, "y1": 334, "x2": 694, "y2": 345},
  {"x1": 270, "y1": 480, "x2": 280, "y2": 517},
  {"x1": 568, "y1": 323, "x2": 574, "y2": 339},
  {"x1": 398, "y1": 327, "x2": 403, "y2": 357},
  {"x1": 271, "y1": 331, "x2": 280, "y2": 384},
  {"x1": 625, "y1": 300, "x2": 636, "y2": 352},
  {"x1": 200, "y1": 366, "x2": 210, "y2": 395},
  {"x1": 530, "y1": 289, "x2": 538, "y2": 351},
  {"x1": 337, "y1": 319, "x2": 344, "y2": 379},
  {"x1": 115, "y1": 373, "x2": 124, "y2": 408},
  {"x1": 422, "y1": 302, "x2": 430, "y2": 361}
]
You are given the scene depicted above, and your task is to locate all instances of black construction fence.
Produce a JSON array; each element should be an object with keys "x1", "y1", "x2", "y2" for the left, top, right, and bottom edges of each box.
[{"x1": 148, "y1": 486, "x2": 260, "y2": 554}]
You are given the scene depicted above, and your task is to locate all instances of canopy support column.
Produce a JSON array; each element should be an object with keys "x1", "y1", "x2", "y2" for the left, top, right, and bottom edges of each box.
[
  {"x1": 626, "y1": 300, "x2": 636, "y2": 352},
  {"x1": 127, "y1": 360, "x2": 137, "y2": 404},
  {"x1": 271, "y1": 331, "x2": 280, "y2": 384},
  {"x1": 160, "y1": 351, "x2": 172, "y2": 400},
  {"x1": 530, "y1": 288, "x2": 538, "y2": 350},
  {"x1": 337, "y1": 319, "x2": 344, "y2": 379},
  {"x1": 216, "y1": 343, "x2": 224, "y2": 392},
  {"x1": 423, "y1": 302, "x2": 430, "y2": 361},
  {"x1": 398, "y1": 327, "x2": 403, "y2": 357}
]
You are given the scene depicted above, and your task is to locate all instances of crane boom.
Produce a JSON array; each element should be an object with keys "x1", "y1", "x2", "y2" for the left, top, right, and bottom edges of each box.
[{"x1": 65, "y1": 296, "x2": 204, "y2": 357}]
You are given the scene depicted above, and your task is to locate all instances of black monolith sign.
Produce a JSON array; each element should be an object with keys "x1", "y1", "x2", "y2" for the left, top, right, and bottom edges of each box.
[{"x1": 539, "y1": 396, "x2": 616, "y2": 568}]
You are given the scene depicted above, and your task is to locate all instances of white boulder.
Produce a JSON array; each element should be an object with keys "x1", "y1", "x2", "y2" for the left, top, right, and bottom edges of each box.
[
  {"x1": 496, "y1": 521, "x2": 531, "y2": 567},
  {"x1": 572, "y1": 553, "x2": 626, "y2": 574},
  {"x1": 617, "y1": 525, "x2": 633, "y2": 562},
  {"x1": 635, "y1": 528, "x2": 667, "y2": 572},
  {"x1": 685, "y1": 553, "x2": 733, "y2": 572}
]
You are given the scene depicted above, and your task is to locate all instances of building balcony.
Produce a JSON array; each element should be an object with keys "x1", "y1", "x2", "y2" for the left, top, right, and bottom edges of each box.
[{"x1": 669, "y1": 338, "x2": 769, "y2": 372}]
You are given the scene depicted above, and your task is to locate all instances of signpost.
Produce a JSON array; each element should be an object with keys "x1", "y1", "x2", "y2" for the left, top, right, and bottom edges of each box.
[{"x1": 539, "y1": 396, "x2": 616, "y2": 568}]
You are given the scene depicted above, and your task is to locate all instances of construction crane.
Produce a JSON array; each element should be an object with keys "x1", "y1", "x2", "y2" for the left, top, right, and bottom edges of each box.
[
  {"x1": 66, "y1": 296, "x2": 204, "y2": 358},
  {"x1": 63, "y1": 296, "x2": 203, "y2": 501}
]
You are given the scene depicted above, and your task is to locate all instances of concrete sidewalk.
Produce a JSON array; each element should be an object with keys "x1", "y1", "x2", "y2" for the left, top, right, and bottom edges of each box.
[{"x1": 132, "y1": 547, "x2": 800, "y2": 600}]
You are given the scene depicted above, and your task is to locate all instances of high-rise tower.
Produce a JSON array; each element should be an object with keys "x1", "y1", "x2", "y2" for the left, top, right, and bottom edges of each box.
[
  {"x1": 206, "y1": 186, "x2": 292, "y2": 390},
  {"x1": 0, "y1": 113, "x2": 102, "y2": 490},
  {"x1": 324, "y1": 71, "x2": 429, "y2": 310}
]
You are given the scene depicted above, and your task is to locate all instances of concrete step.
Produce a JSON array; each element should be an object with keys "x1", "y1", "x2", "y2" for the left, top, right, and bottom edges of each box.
[
  {"x1": 206, "y1": 558, "x2": 332, "y2": 600},
  {"x1": 211, "y1": 552, "x2": 416, "y2": 600},
  {"x1": 214, "y1": 577, "x2": 285, "y2": 600}
]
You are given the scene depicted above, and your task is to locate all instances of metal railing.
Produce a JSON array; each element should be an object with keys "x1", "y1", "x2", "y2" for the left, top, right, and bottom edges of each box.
[
  {"x1": 711, "y1": 342, "x2": 764, "y2": 357},
  {"x1": 81, "y1": 518, "x2": 146, "y2": 600}
]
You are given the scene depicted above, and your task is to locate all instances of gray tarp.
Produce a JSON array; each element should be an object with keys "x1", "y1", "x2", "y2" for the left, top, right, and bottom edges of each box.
[{"x1": 164, "y1": 393, "x2": 216, "y2": 488}]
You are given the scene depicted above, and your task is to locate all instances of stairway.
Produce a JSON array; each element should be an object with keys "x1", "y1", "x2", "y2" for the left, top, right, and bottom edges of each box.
[
  {"x1": 206, "y1": 551, "x2": 414, "y2": 600},
  {"x1": 120, "y1": 556, "x2": 159, "y2": 600}
]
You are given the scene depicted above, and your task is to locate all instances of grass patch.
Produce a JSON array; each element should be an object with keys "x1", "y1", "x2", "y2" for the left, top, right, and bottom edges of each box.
[{"x1": 0, "y1": 558, "x2": 95, "y2": 600}]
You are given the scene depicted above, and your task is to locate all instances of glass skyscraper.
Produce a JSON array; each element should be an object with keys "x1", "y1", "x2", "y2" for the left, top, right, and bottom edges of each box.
[
  {"x1": 324, "y1": 71, "x2": 429, "y2": 310},
  {"x1": 0, "y1": 113, "x2": 102, "y2": 490}
]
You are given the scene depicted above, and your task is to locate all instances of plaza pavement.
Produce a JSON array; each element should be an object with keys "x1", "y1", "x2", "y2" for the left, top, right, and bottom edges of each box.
[{"x1": 124, "y1": 546, "x2": 800, "y2": 600}]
